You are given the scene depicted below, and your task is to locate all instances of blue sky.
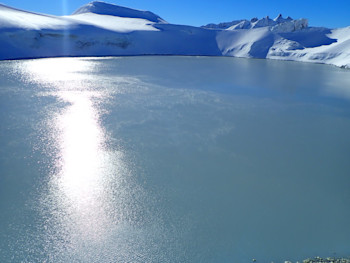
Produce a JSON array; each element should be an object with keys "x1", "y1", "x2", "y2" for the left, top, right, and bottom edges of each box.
[{"x1": 2, "y1": 0, "x2": 350, "y2": 28}]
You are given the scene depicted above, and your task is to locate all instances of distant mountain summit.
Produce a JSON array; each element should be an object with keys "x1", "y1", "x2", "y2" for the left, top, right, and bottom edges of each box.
[
  {"x1": 203, "y1": 14, "x2": 308, "y2": 32},
  {"x1": 73, "y1": 1, "x2": 166, "y2": 23}
]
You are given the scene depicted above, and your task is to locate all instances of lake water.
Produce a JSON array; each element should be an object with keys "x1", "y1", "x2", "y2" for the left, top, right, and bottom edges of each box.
[{"x1": 0, "y1": 56, "x2": 350, "y2": 262}]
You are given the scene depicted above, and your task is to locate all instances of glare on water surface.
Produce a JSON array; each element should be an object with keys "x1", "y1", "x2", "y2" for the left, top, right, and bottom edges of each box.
[
  {"x1": 55, "y1": 92, "x2": 110, "y2": 240},
  {"x1": 20, "y1": 58, "x2": 134, "y2": 248},
  {"x1": 23, "y1": 57, "x2": 94, "y2": 83}
]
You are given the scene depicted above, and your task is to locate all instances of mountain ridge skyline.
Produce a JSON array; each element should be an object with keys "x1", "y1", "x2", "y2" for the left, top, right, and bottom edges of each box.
[{"x1": 1, "y1": 0, "x2": 349, "y2": 29}]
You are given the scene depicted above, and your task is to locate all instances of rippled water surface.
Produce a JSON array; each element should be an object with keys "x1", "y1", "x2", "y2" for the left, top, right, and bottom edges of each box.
[{"x1": 0, "y1": 57, "x2": 350, "y2": 262}]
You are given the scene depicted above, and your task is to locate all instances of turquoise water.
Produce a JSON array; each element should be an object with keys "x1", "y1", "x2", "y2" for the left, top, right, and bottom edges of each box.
[{"x1": 0, "y1": 56, "x2": 350, "y2": 262}]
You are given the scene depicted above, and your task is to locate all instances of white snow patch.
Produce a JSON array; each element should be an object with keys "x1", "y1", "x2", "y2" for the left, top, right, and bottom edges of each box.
[
  {"x1": 67, "y1": 13, "x2": 159, "y2": 33},
  {"x1": 73, "y1": 1, "x2": 166, "y2": 23},
  {"x1": 0, "y1": 4, "x2": 72, "y2": 30}
]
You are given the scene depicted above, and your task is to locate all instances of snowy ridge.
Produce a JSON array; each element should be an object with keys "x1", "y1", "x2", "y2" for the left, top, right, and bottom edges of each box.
[
  {"x1": 73, "y1": 1, "x2": 166, "y2": 23},
  {"x1": 0, "y1": 2, "x2": 349, "y2": 68},
  {"x1": 203, "y1": 14, "x2": 308, "y2": 32}
]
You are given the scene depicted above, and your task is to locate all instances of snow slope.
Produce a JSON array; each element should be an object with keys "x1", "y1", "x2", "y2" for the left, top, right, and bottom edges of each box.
[
  {"x1": 0, "y1": 1, "x2": 349, "y2": 68},
  {"x1": 0, "y1": 2, "x2": 220, "y2": 59},
  {"x1": 0, "y1": 3, "x2": 71, "y2": 30},
  {"x1": 67, "y1": 13, "x2": 160, "y2": 33},
  {"x1": 268, "y1": 26, "x2": 350, "y2": 68},
  {"x1": 72, "y1": 1, "x2": 166, "y2": 23}
]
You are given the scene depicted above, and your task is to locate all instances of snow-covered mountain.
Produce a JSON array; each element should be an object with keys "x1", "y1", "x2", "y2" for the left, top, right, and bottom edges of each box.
[
  {"x1": 203, "y1": 14, "x2": 308, "y2": 32},
  {"x1": 0, "y1": 1, "x2": 349, "y2": 68},
  {"x1": 72, "y1": 1, "x2": 166, "y2": 23}
]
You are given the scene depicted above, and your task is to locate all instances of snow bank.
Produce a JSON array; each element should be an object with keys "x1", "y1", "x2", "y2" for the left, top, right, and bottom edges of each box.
[
  {"x1": 216, "y1": 27, "x2": 275, "y2": 58},
  {"x1": 268, "y1": 26, "x2": 350, "y2": 68},
  {"x1": 0, "y1": 2, "x2": 349, "y2": 68},
  {"x1": 67, "y1": 13, "x2": 159, "y2": 33},
  {"x1": 0, "y1": 3, "x2": 72, "y2": 30}
]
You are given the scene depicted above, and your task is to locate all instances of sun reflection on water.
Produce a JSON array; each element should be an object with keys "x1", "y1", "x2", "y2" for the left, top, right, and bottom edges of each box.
[
  {"x1": 55, "y1": 91, "x2": 111, "y2": 240},
  {"x1": 21, "y1": 58, "x2": 137, "y2": 251},
  {"x1": 58, "y1": 93, "x2": 102, "y2": 195},
  {"x1": 23, "y1": 57, "x2": 95, "y2": 84},
  {"x1": 39, "y1": 59, "x2": 113, "y2": 242}
]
